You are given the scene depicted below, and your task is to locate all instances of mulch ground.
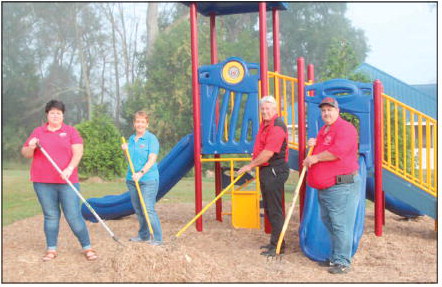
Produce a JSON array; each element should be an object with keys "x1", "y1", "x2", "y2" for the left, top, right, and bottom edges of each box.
[{"x1": 2, "y1": 202, "x2": 437, "y2": 283}]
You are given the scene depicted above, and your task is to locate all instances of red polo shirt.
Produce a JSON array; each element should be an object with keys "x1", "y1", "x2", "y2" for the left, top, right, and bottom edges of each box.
[
  {"x1": 307, "y1": 116, "x2": 359, "y2": 189},
  {"x1": 23, "y1": 123, "x2": 83, "y2": 183},
  {"x1": 252, "y1": 114, "x2": 288, "y2": 166}
]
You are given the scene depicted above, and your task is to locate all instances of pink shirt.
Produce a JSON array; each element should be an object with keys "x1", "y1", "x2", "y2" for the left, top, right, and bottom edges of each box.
[
  {"x1": 307, "y1": 117, "x2": 359, "y2": 190},
  {"x1": 23, "y1": 123, "x2": 83, "y2": 183}
]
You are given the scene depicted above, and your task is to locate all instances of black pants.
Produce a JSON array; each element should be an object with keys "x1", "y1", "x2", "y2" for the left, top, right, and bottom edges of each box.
[{"x1": 259, "y1": 163, "x2": 289, "y2": 247}]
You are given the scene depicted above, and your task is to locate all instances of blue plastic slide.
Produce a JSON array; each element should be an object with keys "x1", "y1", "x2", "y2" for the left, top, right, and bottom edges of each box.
[
  {"x1": 299, "y1": 156, "x2": 367, "y2": 262},
  {"x1": 81, "y1": 134, "x2": 195, "y2": 222}
]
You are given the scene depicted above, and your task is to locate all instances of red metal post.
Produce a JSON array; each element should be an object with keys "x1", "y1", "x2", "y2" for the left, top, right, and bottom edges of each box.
[
  {"x1": 374, "y1": 79, "x2": 384, "y2": 236},
  {"x1": 259, "y1": 2, "x2": 268, "y2": 99},
  {"x1": 210, "y1": 13, "x2": 223, "y2": 222},
  {"x1": 259, "y1": 2, "x2": 271, "y2": 234},
  {"x1": 297, "y1": 57, "x2": 306, "y2": 219},
  {"x1": 210, "y1": 14, "x2": 218, "y2": 64},
  {"x1": 307, "y1": 64, "x2": 315, "y2": 97},
  {"x1": 190, "y1": 3, "x2": 203, "y2": 231},
  {"x1": 272, "y1": 8, "x2": 280, "y2": 73},
  {"x1": 271, "y1": 7, "x2": 285, "y2": 217}
]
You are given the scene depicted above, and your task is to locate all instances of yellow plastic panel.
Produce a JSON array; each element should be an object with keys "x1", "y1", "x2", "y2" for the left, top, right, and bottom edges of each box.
[{"x1": 232, "y1": 190, "x2": 260, "y2": 229}]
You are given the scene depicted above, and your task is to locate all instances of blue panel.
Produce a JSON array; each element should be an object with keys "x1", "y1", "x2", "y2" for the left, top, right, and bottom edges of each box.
[
  {"x1": 305, "y1": 79, "x2": 375, "y2": 170},
  {"x1": 299, "y1": 157, "x2": 367, "y2": 262},
  {"x1": 199, "y1": 57, "x2": 260, "y2": 154},
  {"x1": 183, "y1": 2, "x2": 288, "y2": 17}
]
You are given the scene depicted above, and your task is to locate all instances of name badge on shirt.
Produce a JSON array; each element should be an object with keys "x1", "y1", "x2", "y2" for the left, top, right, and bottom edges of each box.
[{"x1": 60, "y1": 132, "x2": 67, "y2": 137}]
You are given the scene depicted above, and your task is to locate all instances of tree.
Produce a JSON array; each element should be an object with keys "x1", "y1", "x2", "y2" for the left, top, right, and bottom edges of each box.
[
  {"x1": 75, "y1": 107, "x2": 126, "y2": 180},
  {"x1": 321, "y1": 37, "x2": 370, "y2": 82},
  {"x1": 279, "y1": 3, "x2": 368, "y2": 78},
  {"x1": 122, "y1": 19, "x2": 198, "y2": 155},
  {"x1": 2, "y1": 3, "x2": 41, "y2": 161}
]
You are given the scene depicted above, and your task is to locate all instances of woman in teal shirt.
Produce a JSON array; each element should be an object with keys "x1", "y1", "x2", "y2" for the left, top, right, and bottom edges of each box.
[{"x1": 122, "y1": 111, "x2": 162, "y2": 244}]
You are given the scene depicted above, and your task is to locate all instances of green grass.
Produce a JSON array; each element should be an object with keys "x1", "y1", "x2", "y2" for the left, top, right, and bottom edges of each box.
[{"x1": 2, "y1": 168, "x2": 304, "y2": 226}]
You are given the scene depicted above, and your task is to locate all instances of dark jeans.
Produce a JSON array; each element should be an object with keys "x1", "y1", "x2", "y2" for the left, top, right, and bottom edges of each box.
[{"x1": 259, "y1": 163, "x2": 289, "y2": 247}]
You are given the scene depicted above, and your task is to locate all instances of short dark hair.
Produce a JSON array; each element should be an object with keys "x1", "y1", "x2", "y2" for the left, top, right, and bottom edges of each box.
[{"x1": 45, "y1": 100, "x2": 65, "y2": 114}]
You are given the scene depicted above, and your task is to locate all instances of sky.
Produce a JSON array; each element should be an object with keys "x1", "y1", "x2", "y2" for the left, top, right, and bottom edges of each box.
[{"x1": 345, "y1": 2, "x2": 437, "y2": 85}]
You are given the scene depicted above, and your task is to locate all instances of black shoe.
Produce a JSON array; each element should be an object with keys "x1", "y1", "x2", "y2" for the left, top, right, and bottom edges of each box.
[
  {"x1": 328, "y1": 264, "x2": 351, "y2": 274},
  {"x1": 318, "y1": 260, "x2": 336, "y2": 267},
  {"x1": 260, "y1": 246, "x2": 284, "y2": 256},
  {"x1": 259, "y1": 244, "x2": 273, "y2": 250}
]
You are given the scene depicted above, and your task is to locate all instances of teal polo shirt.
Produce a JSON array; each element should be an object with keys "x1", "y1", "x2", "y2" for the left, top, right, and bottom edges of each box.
[{"x1": 126, "y1": 131, "x2": 160, "y2": 182}]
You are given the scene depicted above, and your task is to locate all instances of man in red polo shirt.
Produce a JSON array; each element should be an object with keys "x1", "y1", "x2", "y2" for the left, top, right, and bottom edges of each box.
[
  {"x1": 303, "y1": 97, "x2": 360, "y2": 274},
  {"x1": 238, "y1": 95, "x2": 289, "y2": 256}
]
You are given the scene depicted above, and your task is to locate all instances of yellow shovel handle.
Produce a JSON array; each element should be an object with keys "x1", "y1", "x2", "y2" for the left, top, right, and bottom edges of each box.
[
  {"x1": 122, "y1": 137, "x2": 154, "y2": 239},
  {"x1": 176, "y1": 173, "x2": 245, "y2": 238}
]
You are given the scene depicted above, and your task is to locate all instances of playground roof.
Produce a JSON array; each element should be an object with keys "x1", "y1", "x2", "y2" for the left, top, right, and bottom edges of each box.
[
  {"x1": 183, "y1": 2, "x2": 288, "y2": 16},
  {"x1": 355, "y1": 63, "x2": 437, "y2": 119}
]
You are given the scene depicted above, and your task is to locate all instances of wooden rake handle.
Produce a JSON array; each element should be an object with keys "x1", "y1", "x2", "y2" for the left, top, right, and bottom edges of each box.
[{"x1": 276, "y1": 147, "x2": 313, "y2": 255}]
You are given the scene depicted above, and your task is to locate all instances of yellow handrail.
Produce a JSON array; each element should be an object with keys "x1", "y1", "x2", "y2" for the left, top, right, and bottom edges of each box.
[
  {"x1": 266, "y1": 71, "x2": 438, "y2": 198},
  {"x1": 382, "y1": 93, "x2": 437, "y2": 197}
]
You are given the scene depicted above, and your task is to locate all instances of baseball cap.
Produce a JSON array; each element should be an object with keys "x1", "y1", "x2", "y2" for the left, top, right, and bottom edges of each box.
[{"x1": 319, "y1": 97, "x2": 339, "y2": 109}]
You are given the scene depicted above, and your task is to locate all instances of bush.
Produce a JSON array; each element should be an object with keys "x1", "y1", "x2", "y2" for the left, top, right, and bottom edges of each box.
[{"x1": 76, "y1": 112, "x2": 125, "y2": 180}]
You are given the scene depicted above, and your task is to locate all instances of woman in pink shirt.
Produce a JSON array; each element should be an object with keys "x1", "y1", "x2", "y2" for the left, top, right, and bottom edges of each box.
[{"x1": 22, "y1": 100, "x2": 97, "y2": 262}]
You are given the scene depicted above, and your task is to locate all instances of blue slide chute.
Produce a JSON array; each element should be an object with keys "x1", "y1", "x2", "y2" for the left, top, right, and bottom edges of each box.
[
  {"x1": 81, "y1": 134, "x2": 195, "y2": 222},
  {"x1": 299, "y1": 156, "x2": 367, "y2": 262}
]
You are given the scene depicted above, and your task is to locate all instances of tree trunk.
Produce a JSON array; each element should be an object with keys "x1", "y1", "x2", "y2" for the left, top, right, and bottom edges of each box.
[
  {"x1": 74, "y1": 5, "x2": 93, "y2": 120},
  {"x1": 117, "y1": 4, "x2": 130, "y2": 84},
  {"x1": 146, "y1": 3, "x2": 159, "y2": 58},
  {"x1": 108, "y1": 5, "x2": 121, "y2": 127}
]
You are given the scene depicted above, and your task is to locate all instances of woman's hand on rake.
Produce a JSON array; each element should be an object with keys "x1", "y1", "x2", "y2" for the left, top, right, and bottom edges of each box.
[
  {"x1": 61, "y1": 166, "x2": 74, "y2": 180},
  {"x1": 132, "y1": 172, "x2": 144, "y2": 182}
]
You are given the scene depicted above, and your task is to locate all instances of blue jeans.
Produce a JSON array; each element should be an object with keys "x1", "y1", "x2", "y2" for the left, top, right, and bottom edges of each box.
[
  {"x1": 33, "y1": 182, "x2": 91, "y2": 250},
  {"x1": 127, "y1": 179, "x2": 162, "y2": 242},
  {"x1": 317, "y1": 174, "x2": 360, "y2": 267}
]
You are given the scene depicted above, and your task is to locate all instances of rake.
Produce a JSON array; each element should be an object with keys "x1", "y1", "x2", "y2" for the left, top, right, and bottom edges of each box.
[
  {"x1": 121, "y1": 137, "x2": 155, "y2": 242},
  {"x1": 36, "y1": 143, "x2": 124, "y2": 246},
  {"x1": 272, "y1": 147, "x2": 313, "y2": 259},
  {"x1": 174, "y1": 173, "x2": 245, "y2": 238}
]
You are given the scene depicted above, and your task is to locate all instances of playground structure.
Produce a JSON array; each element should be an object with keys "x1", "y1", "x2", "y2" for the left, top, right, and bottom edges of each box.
[{"x1": 82, "y1": 2, "x2": 437, "y2": 262}]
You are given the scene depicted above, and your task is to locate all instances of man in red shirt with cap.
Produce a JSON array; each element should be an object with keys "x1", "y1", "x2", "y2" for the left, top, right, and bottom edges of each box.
[
  {"x1": 303, "y1": 97, "x2": 360, "y2": 274},
  {"x1": 238, "y1": 95, "x2": 289, "y2": 256}
]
